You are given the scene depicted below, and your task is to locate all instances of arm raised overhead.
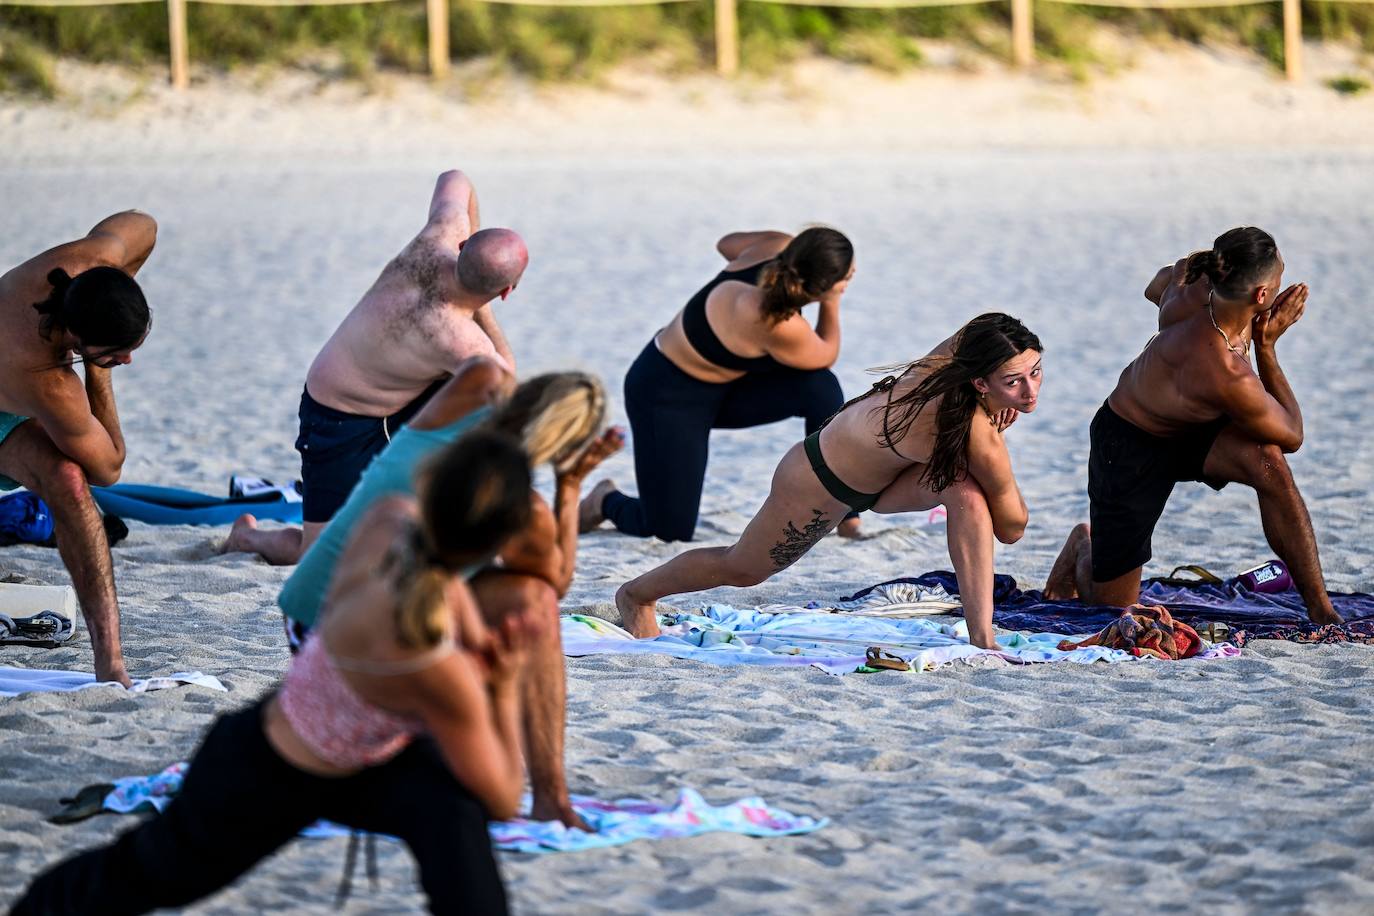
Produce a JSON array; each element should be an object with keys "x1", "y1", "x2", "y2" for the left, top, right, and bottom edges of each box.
[
  {"x1": 716, "y1": 230, "x2": 792, "y2": 262},
  {"x1": 419, "y1": 170, "x2": 479, "y2": 247}
]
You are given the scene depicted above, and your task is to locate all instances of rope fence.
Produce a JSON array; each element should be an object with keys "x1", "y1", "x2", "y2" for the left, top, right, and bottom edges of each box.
[{"x1": 0, "y1": 0, "x2": 1356, "y2": 87}]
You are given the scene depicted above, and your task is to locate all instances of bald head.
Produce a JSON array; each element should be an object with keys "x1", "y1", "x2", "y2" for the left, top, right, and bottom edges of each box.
[{"x1": 456, "y1": 228, "x2": 529, "y2": 301}]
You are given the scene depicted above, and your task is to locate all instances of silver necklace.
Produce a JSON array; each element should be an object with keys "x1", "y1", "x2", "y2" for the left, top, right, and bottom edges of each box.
[{"x1": 1207, "y1": 290, "x2": 1249, "y2": 358}]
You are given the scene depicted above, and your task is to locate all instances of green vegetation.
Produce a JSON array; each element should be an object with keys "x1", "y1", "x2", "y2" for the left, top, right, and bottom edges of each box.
[
  {"x1": 0, "y1": 27, "x2": 59, "y2": 96},
  {"x1": 2, "y1": 0, "x2": 1373, "y2": 93},
  {"x1": 1327, "y1": 72, "x2": 1371, "y2": 94}
]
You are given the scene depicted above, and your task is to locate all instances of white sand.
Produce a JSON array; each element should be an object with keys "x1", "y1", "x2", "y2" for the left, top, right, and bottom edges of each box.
[{"x1": 2, "y1": 52, "x2": 1374, "y2": 913}]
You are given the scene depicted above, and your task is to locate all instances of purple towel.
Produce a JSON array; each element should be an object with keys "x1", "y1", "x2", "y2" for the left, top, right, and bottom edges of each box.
[{"x1": 842, "y1": 571, "x2": 1374, "y2": 645}]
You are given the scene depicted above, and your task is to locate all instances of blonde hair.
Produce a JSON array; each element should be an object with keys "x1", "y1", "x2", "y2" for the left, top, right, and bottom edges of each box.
[
  {"x1": 486, "y1": 372, "x2": 606, "y2": 472},
  {"x1": 389, "y1": 534, "x2": 452, "y2": 649}
]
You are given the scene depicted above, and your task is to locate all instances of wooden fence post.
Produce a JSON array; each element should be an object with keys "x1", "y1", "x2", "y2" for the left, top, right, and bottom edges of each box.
[
  {"x1": 428, "y1": 0, "x2": 450, "y2": 79},
  {"x1": 1283, "y1": 0, "x2": 1301, "y2": 82},
  {"x1": 167, "y1": 0, "x2": 188, "y2": 89},
  {"x1": 715, "y1": 0, "x2": 739, "y2": 77},
  {"x1": 1011, "y1": 0, "x2": 1032, "y2": 68}
]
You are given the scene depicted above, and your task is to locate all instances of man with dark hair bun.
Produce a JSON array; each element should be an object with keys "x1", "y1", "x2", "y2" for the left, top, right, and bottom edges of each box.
[
  {"x1": 1046, "y1": 227, "x2": 1341, "y2": 626},
  {"x1": 224, "y1": 169, "x2": 526, "y2": 567},
  {"x1": 0, "y1": 210, "x2": 158, "y2": 685}
]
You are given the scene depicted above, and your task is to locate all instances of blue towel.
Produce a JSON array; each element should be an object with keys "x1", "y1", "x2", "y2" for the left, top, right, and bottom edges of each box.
[
  {"x1": 89, "y1": 484, "x2": 302, "y2": 527},
  {"x1": 844, "y1": 570, "x2": 1374, "y2": 643}
]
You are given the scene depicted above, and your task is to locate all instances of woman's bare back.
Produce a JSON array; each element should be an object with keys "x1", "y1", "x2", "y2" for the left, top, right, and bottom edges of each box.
[{"x1": 817, "y1": 355, "x2": 952, "y2": 495}]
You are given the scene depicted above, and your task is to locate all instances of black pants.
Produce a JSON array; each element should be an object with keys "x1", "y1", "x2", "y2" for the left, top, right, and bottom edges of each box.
[
  {"x1": 603, "y1": 343, "x2": 848, "y2": 542},
  {"x1": 12, "y1": 700, "x2": 507, "y2": 916},
  {"x1": 295, "y1": 379, "x2": 444, "y2": 524}
]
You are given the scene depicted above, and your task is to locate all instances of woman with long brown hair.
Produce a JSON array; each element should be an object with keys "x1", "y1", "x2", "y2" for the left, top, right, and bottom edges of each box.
[
  {"x1": 579, "y1": 226, "x2": 859, "y2": 542},
  {"x1": 615, "y1": 313, "x2": 1044, "y2": 647}
]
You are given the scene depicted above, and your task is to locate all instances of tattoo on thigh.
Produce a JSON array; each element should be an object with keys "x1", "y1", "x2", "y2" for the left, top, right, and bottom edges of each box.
[{"x1": 768, "y1": 509, "x2": 833, "y2": 570}]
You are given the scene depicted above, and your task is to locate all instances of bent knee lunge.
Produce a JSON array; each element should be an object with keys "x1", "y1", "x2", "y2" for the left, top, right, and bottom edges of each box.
[{"x1": 1248, "y1": 443, "x2": 1295, "y2": 491}]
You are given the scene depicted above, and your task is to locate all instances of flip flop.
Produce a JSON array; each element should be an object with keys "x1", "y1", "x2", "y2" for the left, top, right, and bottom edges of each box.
[
  {"x1": 49, "y1": 783, "x2": 116, "y2": 825},
  {"x1": 0, "y1": 611, "x2": 76, "y2": 647},
  {"x1": 1198, "y1": 620, "x2": 1231, "y2": 643},
  {"x1": 1154, "y1": 565, "x2": 1223, "y2": 587},
  {"x1": 864, "y1": 646, "x2": 911, "y2": 672}
]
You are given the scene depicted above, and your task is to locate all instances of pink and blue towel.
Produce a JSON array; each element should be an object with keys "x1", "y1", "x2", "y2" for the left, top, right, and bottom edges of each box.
[{"x1": 93, "y1": 764, "x2": 824, "y2": 853}]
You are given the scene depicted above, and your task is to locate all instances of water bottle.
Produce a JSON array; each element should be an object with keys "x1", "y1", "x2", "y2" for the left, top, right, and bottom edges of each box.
[{"x1": 1237, "y1": 560, "x2": 1292, "y2": 593}]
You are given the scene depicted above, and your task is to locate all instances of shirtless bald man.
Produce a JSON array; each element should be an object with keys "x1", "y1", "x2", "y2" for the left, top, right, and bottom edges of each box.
[
  {"x1": 1046, "y1": 227, "x2": 1341, "y2": 625},
  {"x1": 225, "y1": 170, "x2": 526, "y2": 565},
  {"x1": 0, "y1": 211, "x2": 158, "y2": 685}
]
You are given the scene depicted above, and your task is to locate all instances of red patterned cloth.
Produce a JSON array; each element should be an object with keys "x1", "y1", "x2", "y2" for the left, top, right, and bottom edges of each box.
[{"x1": 1057, "y1": 604, "x2": 1202, "y2": 660}]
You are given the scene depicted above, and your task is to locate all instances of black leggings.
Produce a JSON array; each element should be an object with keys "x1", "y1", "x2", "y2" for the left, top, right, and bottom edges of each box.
[
  {"x1": 603, "y1": 343, "x2": 848, "y2": 542},
  {"x1": 12, "y1": 699, "x2": 507, "y2": 916}
]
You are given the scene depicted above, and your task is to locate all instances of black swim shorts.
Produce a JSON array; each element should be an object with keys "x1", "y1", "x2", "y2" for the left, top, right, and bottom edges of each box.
[
  {"x1": 293, "y1": 380, "x2": 442, "y2": 524},
  {"x1": 1087, "y1": 401, "x2": 1229, "y2": 583}
]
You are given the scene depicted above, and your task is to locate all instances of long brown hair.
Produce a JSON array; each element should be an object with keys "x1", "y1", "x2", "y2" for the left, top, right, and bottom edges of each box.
[
  {"x1": 846, "y1": 313, "x2": 1042, "y2": 493},
  {"x1": 757, "y1": 227, "x2": 853, "y2": 325}
]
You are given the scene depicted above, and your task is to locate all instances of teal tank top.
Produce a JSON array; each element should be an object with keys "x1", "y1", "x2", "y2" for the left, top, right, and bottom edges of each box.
[{"x1": 278, "y1": 407, "x2": 491, "y2": 628}]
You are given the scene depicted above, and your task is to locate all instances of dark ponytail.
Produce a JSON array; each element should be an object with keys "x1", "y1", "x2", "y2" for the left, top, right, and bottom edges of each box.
[
  {"x1": 32, "y1": 269, "x2": 75, "y2": 338},
  {"x1": 388, "y1": 431, "x2": 533, "y2": 649},
  {"x1": 845, "y1": 313, "x2": 1042, "y2": 493},
  {"x1": 32, "y1": 265, "x2": 151, "y2": 353},
  {"x1": 758, "y1": 227, "x2": 853, "y2": 325},
  {"x1": 1183, "y1": 227, "x2": 1279, "y2": 299}
]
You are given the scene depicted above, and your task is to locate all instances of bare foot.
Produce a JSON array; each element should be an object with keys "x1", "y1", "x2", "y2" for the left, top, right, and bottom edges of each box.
[
  {"x1": 221, "y1": 514, "x2": 259, "y2": 554},
  {"x1": 1044, "y1": 522, "x2": 1091, "y2": 600},
  {"x1": 578, "y1": 479, "x2": 618, "y2": 533},
  {"x1": 614, "y1": 582, "x2": 661, "y2": 639},
  {"x1": 1308, "y1": 605, "x2": 1344, "y2": 626},
  {"x1": 529, "y1": 794, "x2": 591, "y2": 832},
  {"x1": 94, "y1": 655, "x2": 133, "y2": 688},
  {"x1": 836, "y1": 516, "x2": 862, "y2": 539}
]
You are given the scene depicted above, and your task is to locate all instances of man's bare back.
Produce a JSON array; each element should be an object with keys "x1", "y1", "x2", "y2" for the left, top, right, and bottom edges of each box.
[
  {"x1": 224, "y1": 171, "x2": 527, "y2": 565},
  {"x1": 305, "y1": 170, "x2": 522, "y2": 417}
]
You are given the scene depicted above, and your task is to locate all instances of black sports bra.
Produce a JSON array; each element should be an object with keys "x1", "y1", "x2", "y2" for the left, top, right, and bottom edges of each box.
[{"x1": 679, "y1": 259, "x2": 784, "y2": 372}]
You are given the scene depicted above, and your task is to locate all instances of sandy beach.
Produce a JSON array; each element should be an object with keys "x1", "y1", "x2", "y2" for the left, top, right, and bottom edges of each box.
[{"x1": 2, "y1": 52, "x2": 1374, "y2": 913}]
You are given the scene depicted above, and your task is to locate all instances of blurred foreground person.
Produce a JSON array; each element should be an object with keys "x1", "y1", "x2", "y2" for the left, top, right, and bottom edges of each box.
[
  {"x1": 13, "y1": 431, "x2": 536, "y2": 915},
  {"x1": 277, "y1": 359, "x2": 618, "y2": 828}
]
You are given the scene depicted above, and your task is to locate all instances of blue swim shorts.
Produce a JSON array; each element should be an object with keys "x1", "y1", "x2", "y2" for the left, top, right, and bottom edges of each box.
[{"x1": 0, "y1": 413, "x2": 30, "y2": 491}]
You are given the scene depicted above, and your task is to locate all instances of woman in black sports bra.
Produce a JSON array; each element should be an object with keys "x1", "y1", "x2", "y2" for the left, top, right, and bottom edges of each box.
[{"x1": 579, "y1": 227, "x2": 856, "y2": 543}]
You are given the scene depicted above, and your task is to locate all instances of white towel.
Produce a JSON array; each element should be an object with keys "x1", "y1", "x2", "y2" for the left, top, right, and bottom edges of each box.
[{"x1": 0, "y1": 667, "x2": 227, "y2": 698}]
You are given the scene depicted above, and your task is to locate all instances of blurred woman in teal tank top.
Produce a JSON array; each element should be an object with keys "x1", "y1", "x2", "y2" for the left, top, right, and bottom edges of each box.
[
  {"x1": 277, "y1": 355, "x2": 624, "y2": 831},
  {"x1": 278, "y1": 405, "x2": 492, "y2": 628}
]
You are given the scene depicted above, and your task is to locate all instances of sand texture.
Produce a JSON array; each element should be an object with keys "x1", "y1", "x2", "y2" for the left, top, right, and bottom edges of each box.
[{"x1": 2, "y1": 71, "x2": 1374, "y2": 912}]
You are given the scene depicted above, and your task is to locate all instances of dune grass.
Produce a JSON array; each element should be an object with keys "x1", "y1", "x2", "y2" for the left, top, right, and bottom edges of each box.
[{"x1": 1, "y1": 0, "x2": 1372, "y2": 93}]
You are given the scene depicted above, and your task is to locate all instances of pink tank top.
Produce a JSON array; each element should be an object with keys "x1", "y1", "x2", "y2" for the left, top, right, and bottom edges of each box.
[{"x1": 278, "y1": 634, "x2": 444, "y2": 769}]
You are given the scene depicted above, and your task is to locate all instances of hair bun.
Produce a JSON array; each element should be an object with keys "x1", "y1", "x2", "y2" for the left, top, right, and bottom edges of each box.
[
  {"x1": 1184, "y1": 249, "x2": 1223, "y2": 286},
  {"x1": 33, "y1": 268, "x2": 73, "y2": 320},
  {"x1": 46, "y1": 268, "x2": 73, "y2": 293},
  {"x1": 1212, "y1": 250, "x2": 1230, "y2": 280}
]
